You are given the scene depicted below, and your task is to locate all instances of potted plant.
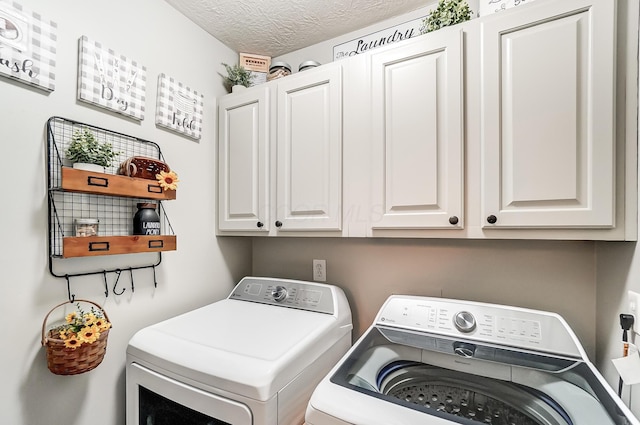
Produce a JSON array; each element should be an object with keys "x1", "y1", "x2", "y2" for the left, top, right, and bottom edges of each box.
[
  {"x1": 220, "y1": 62, "x2": 255, "y2": 93},
  {"x1": 419, "y1": 0, "x2": 472, "y2": 34},
  {"x1": 65, "y1": 128, "x2": 120, "y2": 173}
]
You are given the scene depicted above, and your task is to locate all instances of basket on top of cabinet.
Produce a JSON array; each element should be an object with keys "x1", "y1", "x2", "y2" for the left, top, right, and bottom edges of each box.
[{"x1": 46, "y1": 116, "x2": 177, "y2": 259}]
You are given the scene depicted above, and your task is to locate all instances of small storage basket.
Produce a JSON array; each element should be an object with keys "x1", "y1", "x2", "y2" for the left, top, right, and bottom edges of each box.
[
  {"x1": 118, "y1": 156, "x2": 170, "y2": 180},
  {"x1": 41, "y1": 299, "x2": 111, "y2": 375}
]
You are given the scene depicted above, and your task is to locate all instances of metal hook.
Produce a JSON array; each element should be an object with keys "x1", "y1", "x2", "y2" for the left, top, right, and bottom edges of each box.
[
  {"x1": 152, "y1": 265, "x2": 158, "y2": 288},
  {"x1": 102, "y1": 270, "x2": 109, "y2": 298},
  {"x1": 66, "y1": 275, "x2": 75, "y2": 302},
  {"x1": 112, "y1": 269, "x2": 125, "y2": 296},
  {"x1": 129, "y1": 268, "x2": 135, "y2": 293}
]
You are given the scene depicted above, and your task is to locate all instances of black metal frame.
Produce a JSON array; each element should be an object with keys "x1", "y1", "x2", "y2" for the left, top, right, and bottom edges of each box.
[{"x1": 46, "y1": 116, "x2": 175, "y2": 299}]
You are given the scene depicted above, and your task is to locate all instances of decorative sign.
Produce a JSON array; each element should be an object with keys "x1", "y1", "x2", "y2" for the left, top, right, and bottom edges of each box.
[
  {"x1": 479, "y1": 0, "x2": 534, "y2": 16},
  {"x1": 77, "y1": 36, "x2": 146, "y2": 120},
  {"x1": 0, "y1": 1, "x2": 57, "y2": 91},
  {"x1": 333, "y1": 17, "x2": 425, "y2": 61},
  {"x1": 155, "y1": 73, "x2": 203, "y2": 140}
]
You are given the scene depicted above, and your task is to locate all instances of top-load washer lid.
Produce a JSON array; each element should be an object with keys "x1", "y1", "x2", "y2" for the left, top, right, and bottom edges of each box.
[
  {"x1": 306, "y1": 296, "x2": 639, "y2": 425},
  {"x1": 127, "y1": 277, "x2": 352, "y2": 401}
]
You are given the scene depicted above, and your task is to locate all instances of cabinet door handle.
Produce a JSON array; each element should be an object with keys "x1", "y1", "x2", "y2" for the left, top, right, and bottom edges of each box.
[
  {"x1": 449, "y1": 216, "x2": 459, "y2": 225},
  {"x1": 148, "y1": 240, "x2": 164, "y2": 249},
  {"x1": 147, "y1": 184, "x2": 163, "y2": 194},
  {"x1": 487, "y1": 215, "x2": 498, "y2": 224},
  {"x1": 275, "y1": 221, "x2": 283, "y2": 228},
  {"x1": 87, "y1": 176, "x2": 109, "y2": 187},
  {"x1": 88, "y1": 241, "x2": 110, "y2": 252},
  {"x1": 257, "y1": 221, "x2": 264, "y2": 228}
]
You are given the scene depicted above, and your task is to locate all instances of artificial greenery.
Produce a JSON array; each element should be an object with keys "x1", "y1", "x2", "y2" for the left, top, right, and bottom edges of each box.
[
  {"x1": 220, "y1": 62, "x2": 255, "y2": 93},
  {"x1": 420, "y1": 0, "x2": 472, "y2": 34},
  {"x1": 65, "y1": 129, "x2": 120, "y2": 168}
]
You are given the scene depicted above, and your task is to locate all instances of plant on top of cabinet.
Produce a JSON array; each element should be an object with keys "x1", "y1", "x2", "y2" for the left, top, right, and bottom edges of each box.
[
  {"x1": 220, "y1": 62, "x2": 255, "y2": 93},
  {"x1": 65, "y1": 128, "x2": 120, "y2": 172},
  {"x1": 420, "y1": 0, "x2": 472, "y2": 34}
]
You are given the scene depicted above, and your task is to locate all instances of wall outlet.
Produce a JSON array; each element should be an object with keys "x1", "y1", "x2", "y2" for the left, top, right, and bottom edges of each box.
[
  {"x1": 629, "y1": 290, "x2": 640, "y2": 335},
  {"x1": 313, "y1": 259, "x2": 326, "y2": 282}
]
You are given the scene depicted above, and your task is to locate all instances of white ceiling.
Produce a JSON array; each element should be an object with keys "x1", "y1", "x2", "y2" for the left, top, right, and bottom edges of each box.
[{"x1": 164, "y1": 0, "x2": 429, "y2": 58}]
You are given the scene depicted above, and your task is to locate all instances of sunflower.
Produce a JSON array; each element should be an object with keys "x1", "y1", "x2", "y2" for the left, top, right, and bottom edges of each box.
[
  {"x1": 156, "y1": 170, "x2": 179, "y2": 191},
  {"x1": 65, "y1": 312, "x2": 77, "y2": 323},
  {"x1": 83, "y1": 313, "x2": 97, "y2": 326},
  {"x1": 64, "y1": 335, "x2": 82, "y2": 349},
  {"x1": 59, "y1": 329, "x2": 68, "y2": 340},
  {"x1": 78, "y1": 326, "x2": 100, "y2": 344},
  {"x1": 94, "y1": 318, "x2": 111, "y2": 332}
]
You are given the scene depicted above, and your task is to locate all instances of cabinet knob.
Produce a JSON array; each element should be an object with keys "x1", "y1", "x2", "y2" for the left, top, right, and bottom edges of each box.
[
  {"x1": 256, "y1": 221, "x2": 264, "y2": 228},
  {"x1": 275, "y1": 221, "x2": 283, "y2": 228},
  {"x1": 486, "y1": 215, "x2": 497, "y2": 224},
  {"x1": 449, "y1": 216, "x2": 459, "y2": 225}
]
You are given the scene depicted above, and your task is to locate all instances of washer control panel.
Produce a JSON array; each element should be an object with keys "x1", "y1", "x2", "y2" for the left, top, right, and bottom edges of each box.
[
  {"x1": 229, "y1": 277, "x2": 335, "y2": 314},
  {"x1": 376, "y1": 295, "x2": 581, "y2": 357}
]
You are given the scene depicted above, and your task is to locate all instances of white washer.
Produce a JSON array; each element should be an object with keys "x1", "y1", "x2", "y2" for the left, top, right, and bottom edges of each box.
[
  {"x1": 306, "y1": 295, "x2": 640, "y2": 425},
  {"x1": 126, "y1": 276, "x2": 352, "y2": 425}
]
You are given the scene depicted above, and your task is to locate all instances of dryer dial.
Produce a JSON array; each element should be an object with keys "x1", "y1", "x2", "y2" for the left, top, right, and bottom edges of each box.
[
  {"x1": 453, "y1": 311, "x2": 476, "y2": 333},
  {"x1": 271, "y1": 286, "x2": 288, "y2": 302}
]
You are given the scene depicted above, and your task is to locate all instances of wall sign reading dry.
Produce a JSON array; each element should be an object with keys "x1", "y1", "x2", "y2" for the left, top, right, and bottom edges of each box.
[
  {"x1": 77, "y1": 36, "x2": 146, "y2": 120},
  {"x1": 0, "y1": 1, "x2": 57, "y2": 91},
  {"x1": 155, "y1": 73, "x2": 203, "y2": 140}
]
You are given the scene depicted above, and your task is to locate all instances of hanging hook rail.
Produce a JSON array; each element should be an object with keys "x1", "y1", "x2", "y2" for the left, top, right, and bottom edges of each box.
[
  {"x1": 152, "y1": 265, "x2": 158, "y2": 288},
  {"x1": 112, "y1": 269, "x2": 125, "y2": 296},
  {"x1": 66, "y1": 275, "x2": 75, "y2": 303},
  {"x1": 129, "y1": 268, "x2": 135, "y2": 293}
]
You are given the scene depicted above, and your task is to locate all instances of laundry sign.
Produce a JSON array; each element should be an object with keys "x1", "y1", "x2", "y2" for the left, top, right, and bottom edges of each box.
[{"x1": 333, "y1": 17, "x2": 425, "y2": 61}]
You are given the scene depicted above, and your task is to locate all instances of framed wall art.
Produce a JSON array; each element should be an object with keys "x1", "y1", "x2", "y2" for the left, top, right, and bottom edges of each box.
[
  {"x1": 0, "y1": 1, "x2": 57, "y2": 91},
  {"x1": 77, "y1": 35, "x2": 146, "y2": 120},
  {"x1": 155, "y1": 73, "x2": 203, "y2": 140}
]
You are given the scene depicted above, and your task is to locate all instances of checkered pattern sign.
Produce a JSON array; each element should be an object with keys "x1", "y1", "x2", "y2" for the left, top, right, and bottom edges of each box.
[
  {"x1": 155, "y1": 73, "x2": 203, "y2": 140},
  {"x1": 0, "y1": 1, "x2": 57, "y2": 91},
  {"x1": 77, "y1": 36, "x2": 146, "y2": 120}
]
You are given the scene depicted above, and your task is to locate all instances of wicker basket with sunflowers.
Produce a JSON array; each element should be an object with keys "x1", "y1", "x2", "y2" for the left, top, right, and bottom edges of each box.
[{"x1": 41, "y1": 300, "x2": 112, "y2": 375}]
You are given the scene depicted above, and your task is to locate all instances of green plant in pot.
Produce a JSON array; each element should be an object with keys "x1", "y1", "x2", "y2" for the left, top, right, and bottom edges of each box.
[
  {"x1": 220, "y1": 62, "x2": 255, "y2": 93},
  {"x1": 420, "y1": 0, "x2": 472, "y2": 34},
  {"x1": 65, "y1": 128, "x2": 120, "y2": 173}
]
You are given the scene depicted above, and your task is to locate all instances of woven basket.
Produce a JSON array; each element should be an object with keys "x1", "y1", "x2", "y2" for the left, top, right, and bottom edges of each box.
[
  {"x1": 41, "y1": 300, "x2": 111, "y2": 376},
  {"x1": 118, "y1": 156, "x2": 170, "y2": 180}
]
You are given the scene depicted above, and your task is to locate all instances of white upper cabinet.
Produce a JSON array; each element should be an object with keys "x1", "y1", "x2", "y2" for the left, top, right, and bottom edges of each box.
[
  {"x1": 218, "y1": 87, "x2": 270, "y2": 232},
  {"x1": 216, "y1": 64, "x2": 342, "y2": 235},
  {"x1": 217, "y1": 0, "x2": 636, "y2": 240},
  {"x1": 275, "y1": 63, "x2": 343, "y2": 232},
  {"x1": 480, "y1": 0, "x2": 616, "y2": 228},
  {"x1": 370, "y1": 28, "x2": 464, "y2": 231}
]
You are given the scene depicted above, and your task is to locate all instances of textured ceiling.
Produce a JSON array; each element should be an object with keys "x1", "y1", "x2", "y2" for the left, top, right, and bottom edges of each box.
[{"x1": 164, "y1": 0, "x2": 429, "y2": 58}]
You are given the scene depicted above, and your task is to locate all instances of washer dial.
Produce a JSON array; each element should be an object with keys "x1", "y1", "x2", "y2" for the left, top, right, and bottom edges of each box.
[
  {"x1": 271, "y1": 285, "x2": 288, "y2": 302},
  {"x1": 453, "y1": 311, "x2": 476, "y2": 333}
]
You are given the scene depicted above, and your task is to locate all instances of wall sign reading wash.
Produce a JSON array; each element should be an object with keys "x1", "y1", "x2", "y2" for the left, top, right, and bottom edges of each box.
[
  {"x1": 333, "y1": 17, "x2": 424, "y2": 61},
  {"x1": 0, "y1": 1, "x2": 57, "y2": 91}
]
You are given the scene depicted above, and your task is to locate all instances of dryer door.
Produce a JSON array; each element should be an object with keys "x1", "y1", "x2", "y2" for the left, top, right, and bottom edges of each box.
[{"x1": 127, "y1": 363, "x2": 252, "y2": 425}]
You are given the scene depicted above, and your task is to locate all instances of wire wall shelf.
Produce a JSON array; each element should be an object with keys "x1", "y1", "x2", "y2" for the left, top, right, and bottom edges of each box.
[{"x1": 46, "y1": 116, "x2": 177, "y2": 284}]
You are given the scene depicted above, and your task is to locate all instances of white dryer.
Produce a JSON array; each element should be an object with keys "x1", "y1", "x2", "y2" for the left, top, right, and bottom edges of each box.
[
  {"x1": 306, "y1": 295, "x2": 640, "y2": 425},
  {"x1": 126, "y1": 276, "x2": 352, "y2": 425}
]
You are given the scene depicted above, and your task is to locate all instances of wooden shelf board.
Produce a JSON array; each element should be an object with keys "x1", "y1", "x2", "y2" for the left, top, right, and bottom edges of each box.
[
  {"x1": 62, "y1": 235, "x2": 177, "y2": 258},
  {"x1": 61, "y1": 167, "x2": 176, "y2": 200}
]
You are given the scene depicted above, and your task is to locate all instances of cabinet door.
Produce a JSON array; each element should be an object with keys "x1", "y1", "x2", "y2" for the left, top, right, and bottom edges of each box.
[
  {"x1": 370, "y1": 29, "x2": 464, "y2": 230},
  {"x1": 218, "y1": 87, "x2": 270, "y2": 232},
  {"x1": 481, "y1": 0, "x2": 615, "y2": 228},
  {"x1": 276, "y1": 64, "x2": 342, "y2": 231}
]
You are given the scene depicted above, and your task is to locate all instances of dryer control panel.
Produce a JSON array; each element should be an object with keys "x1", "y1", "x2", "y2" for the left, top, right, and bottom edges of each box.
[
  {"x1": 228, "y1": 277, "x2": 335, "y2": 314},
  {"x1": 376, "y1": 295, "x2": 582, "y2": 358}
]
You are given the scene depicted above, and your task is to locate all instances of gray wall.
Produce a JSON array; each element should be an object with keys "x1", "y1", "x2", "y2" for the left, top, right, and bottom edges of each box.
[{"x1": 0, "y1": 1, "x2": 252, "y2": 424}]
